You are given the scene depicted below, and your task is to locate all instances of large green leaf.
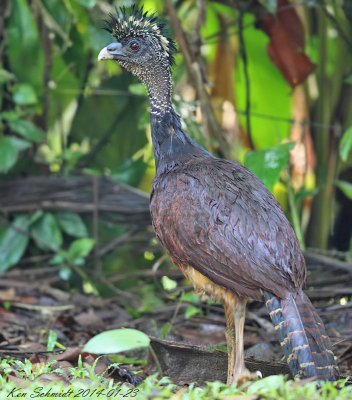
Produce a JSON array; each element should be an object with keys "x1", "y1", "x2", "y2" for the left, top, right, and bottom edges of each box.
[
  {"x1": 339, "y1": 127, "x2": 352, "y2": 162},
  {"x1": 9, "y1": 119, "x2": 44, "y2": 142},
  {"x1": 245, "y1": 143, "x2": 295, "y2": 191},
  {"x1": 0, "y1": 215, "x2": 31, "y2": 272},
  {"x1": 7, "y1": 0, "x2": 44, "y2": 92},
  {"x1": 30, "y1": 212, "x2": 63, "y2": 251},
  {"x1": 234, "y1": 14, "x2": 291, "y2": 149},
  {"x1": 0, "y1": 136, "x2": 19, "y2": 173},
  {"x1": 83, "y1": 329, "x2": 150, "y2": 354},
  {"x1": 56, "y1": 212, "x2": 88, "y2": 238}
]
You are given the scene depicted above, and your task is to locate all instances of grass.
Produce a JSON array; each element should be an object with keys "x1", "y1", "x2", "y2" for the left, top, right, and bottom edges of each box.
[{"x1": 0, "y1": 357, "x2": 351, "y2": 400}]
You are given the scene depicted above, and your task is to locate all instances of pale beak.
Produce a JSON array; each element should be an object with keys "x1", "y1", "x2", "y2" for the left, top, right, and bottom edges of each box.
[{"x1": 98, "y1": 42, "x2": 123, "y2": 61}]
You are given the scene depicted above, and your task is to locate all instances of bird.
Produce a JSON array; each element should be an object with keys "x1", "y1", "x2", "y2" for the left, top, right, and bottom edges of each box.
[{"x1": 98, "y1": 5, "x2": 339, "y2": 384}]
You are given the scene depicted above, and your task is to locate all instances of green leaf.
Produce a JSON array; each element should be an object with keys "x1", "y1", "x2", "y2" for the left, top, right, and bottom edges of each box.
[
  {"x1": 245, "y1": 143, "x2": 295, "y2": 191},
  {"x1": 9, "y1": 119, "x2": 44, "y2": 142},
  {"x1": 234, "y1": 14, "x2": 292, "y2": 148},
  {"x1": 109, "y1": 355, "x2": 146, "y2": 365},
  {"x1": 56, "y1": 212, "x2": 88, "y2": 238},
  {"x1": 180, "y1": 293, "x2": 200, "y2": 303},
  {"x1": 339, "y1": 127, "x2": 352, "y2": 162},
  {"x1": 247, "y1": 375, "x2": 285, "y2": 394},
  {"x1": 30, "y1": 212, "x2": 63, "y2": 251},
  {"x1": 0, "y1": 215, "x2": 31, "y2": 272},
  {"x1": 345, "y1": 75, "x2": 352, "y2": 85},
  {"x1": 160, "y1": 322, "x2": 171, "y2": 340},
  {"x1": 83, "y1": 329, "x2": 150, "y2": 354},
  {"x1": 12, "y1": 84, "x2": 38, "y2": 105},
  {"x1": 258, "y1": 0, "x2": 277, "y2": 13},
  {"x1": 128, "y1": 83, "x2": 148, "y2": 96},
  {"x1": 68, "y1": 238, "x2": 94, "y2": 261},
  {"x1": 7, "y1": 136, "x2": 31, "y2": 152},
  {"x1": 49, "y1": 251, "x2": 67, "y2": 265},
  {"x1": 161, "y1": 276, "x2": 177, "y2": 291},
  {"x1": 76, "y1": 0, "x2": 96, "y2": 8},
  {"x1": 343, "y1": 0, "x2": 352, "y2": 22},
  {"x1": 47, "y1": 330, "x2": 57, "y2": 352},
  {"x1": 111, "y1": 158, "x2": 148, "y2": 186},
  {"x1": 0, "y1": 136, "x2": 19, "y2": 173},
  {"x1": 72, "y1": 257, "x2": 84, "y2": 266},
  {"x1": 185, "y1": 305, "x2": 202, "y2": 319},
  {"x1": 0, "y1": 111, "x2": 21, "y2": 122},
  {"x1": 7, "y1": 0, "x2": 44, "y2": 92},
  {"x1": 59, "y1": 267, "x2": 72, "y2": 280},
  {"x1": 28, "y1": 210, "x2": 44, "y2": 225},
  {"x1": 336, "y1": 180, "x2": 352, "y2": 199},
  {"x1": 0, "y1": 69, "x2": 16, "y2": 84}
]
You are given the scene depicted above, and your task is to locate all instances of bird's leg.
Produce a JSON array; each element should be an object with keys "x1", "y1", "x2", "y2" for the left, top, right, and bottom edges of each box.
[
  {"x1": 233, "y1": 297, "x2": 251, "y2": 382},
  {"x1": 223, "y1": 296, "x2": 259, "y2": 385},
  {"x1": 223, "y1": 297, "x2": 236, "y2": 385}
]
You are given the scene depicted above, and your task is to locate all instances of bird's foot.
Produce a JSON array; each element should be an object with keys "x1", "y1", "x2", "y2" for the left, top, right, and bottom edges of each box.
[{"x1": 227, "y1": 368, "x2": 262, "y2": 386}]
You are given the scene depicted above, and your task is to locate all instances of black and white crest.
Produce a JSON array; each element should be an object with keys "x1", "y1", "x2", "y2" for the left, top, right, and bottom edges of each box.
[{"x1": 104, "y1": 5, "x2": 177, "y2": 66}]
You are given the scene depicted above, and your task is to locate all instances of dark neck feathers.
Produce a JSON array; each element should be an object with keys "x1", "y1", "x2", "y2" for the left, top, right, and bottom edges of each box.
[{"x1": 146, "y1": 66, "x2": 212, "y2": 175}]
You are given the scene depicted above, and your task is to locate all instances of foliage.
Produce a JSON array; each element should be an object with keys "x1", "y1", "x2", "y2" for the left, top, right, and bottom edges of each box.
[
  {"x1": 0, "y1": 211, "x2": 94, "y2": 274},
  {"x1": 336, "y1": 180, "x2": 352, "y2": 200},
  {"x1": 83, "y1": 328, "x2": 150, "y2": 354},
  {"x1": 244, "y1": 143, "x2": 295, "y2": 192},
  {"x1": 0, "y1": 214, "x2": 32, "y2": 272},
  {"x1": 339, "y1": 127, "x2": 352, "y2": 163},
  {"x1": 0, "y1": 356, "x2": 351, "y2": 400}
]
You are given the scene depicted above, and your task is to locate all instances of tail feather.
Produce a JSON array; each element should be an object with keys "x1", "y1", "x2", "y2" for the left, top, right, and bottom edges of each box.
[{"x1": 264, "y1": 290, "x2": 339, "y2": 381}]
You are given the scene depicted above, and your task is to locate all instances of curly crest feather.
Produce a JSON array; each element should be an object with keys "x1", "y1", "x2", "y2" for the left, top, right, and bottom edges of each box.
[{"x1": 104, "y1": 5, "x2": 177, "y2": 66}]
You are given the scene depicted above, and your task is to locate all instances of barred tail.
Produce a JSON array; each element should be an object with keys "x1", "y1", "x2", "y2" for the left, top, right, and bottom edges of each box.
[{"x1": 264, "y1": 290, "x2": 339, "y2": 381}]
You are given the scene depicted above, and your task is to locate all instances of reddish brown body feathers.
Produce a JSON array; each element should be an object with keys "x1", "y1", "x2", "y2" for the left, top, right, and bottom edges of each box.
[{"x1": 151, "y1": 157, "x2": 304, "y2": 301}]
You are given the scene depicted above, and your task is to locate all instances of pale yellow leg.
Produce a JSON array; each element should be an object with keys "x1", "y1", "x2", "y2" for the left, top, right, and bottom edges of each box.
[{"x1": 223, "y1": 296, "x2": 260, "y2": 385}]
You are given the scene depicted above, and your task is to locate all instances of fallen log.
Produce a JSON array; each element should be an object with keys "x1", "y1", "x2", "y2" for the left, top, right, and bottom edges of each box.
[
  {"x1": 0, "y1": 176, "x2": 151, "y2": 226},
  {"x1": 148, "y1": 337, "x2": 291, "y2": 385}
]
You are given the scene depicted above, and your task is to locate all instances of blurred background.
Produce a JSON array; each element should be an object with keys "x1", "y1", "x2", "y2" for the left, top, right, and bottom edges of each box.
[{"x1": 0, "y1": 0, "x2": 351, "y2": 304}]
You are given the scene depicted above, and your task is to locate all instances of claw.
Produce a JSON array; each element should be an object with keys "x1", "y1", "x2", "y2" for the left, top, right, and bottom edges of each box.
[
  {"x1": 255, "y1": 370, "x2": 263, "y2": 379},
  {"x1": 228, "y1": 369, "x2": 262, "y2": 386}
]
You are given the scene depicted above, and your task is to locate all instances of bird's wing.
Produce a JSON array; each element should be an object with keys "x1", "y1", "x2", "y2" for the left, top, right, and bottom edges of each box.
[{"x1": 151, "y1": 158, "x2": 305, "y2": 300}]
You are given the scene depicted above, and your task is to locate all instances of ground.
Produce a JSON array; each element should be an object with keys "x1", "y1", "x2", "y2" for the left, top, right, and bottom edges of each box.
[{"x1": 0, "y1": 253, "x2": 351, "y2": 399}]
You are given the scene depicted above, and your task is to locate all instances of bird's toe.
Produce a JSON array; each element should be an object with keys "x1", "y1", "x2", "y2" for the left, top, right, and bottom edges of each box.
[{"x1": 228, "y1": 369, "x2": 262, "y2": 386}]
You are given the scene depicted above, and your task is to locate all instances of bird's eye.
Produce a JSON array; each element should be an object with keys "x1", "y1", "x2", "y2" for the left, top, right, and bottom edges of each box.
[{"x1": 130, "y1": 42, "x2": 139, "y2": 51}]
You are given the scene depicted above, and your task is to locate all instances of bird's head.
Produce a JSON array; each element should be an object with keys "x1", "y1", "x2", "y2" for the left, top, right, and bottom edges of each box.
[{"x1": 98, "y1": 6, "x2": 176, "y2": 84}]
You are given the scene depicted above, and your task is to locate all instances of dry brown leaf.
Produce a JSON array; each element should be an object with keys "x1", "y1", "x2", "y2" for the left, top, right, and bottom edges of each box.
[{"x1": 257, "y1": 0, "x2": 315, "y2": 87}]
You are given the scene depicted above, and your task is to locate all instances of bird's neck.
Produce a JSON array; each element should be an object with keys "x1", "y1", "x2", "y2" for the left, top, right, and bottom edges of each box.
[{"x1": 146, "y1": 69, "x2": 211, "y2": 175}]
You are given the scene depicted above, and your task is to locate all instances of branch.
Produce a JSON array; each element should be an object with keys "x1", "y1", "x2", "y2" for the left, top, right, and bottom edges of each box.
[
  {"x1": 165, "y1": 0, "x2": 232, "y2": 160},
  {"x1": 238, "y1": 7, "x2": 254, "y2": 149}
]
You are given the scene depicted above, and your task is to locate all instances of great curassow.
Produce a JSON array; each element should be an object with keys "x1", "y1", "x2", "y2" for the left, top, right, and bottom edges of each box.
[{"x1": 98, "y1": 6, "x2": 339, "y2": 384}]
